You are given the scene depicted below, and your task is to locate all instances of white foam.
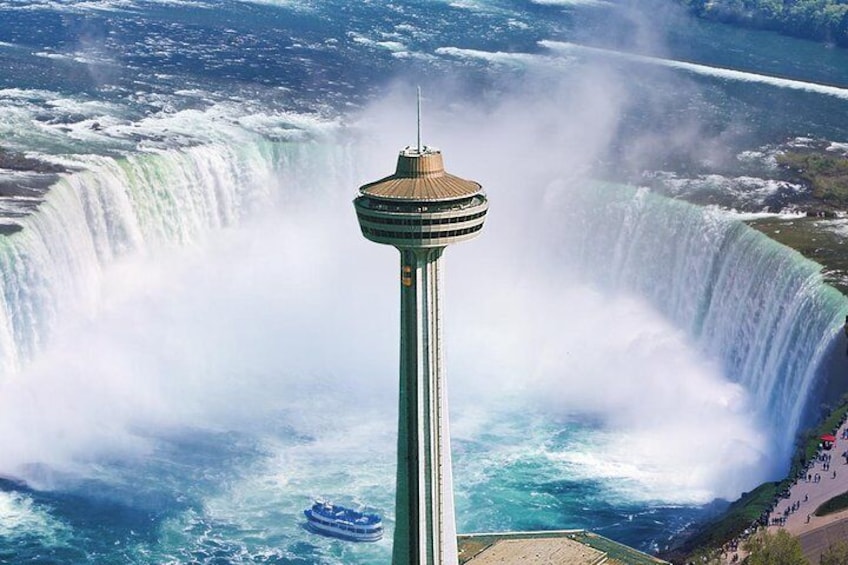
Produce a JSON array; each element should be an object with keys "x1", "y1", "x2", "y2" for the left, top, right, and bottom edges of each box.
[
  {"x1": 542, "y1": 40, "x2": 848, "y2": 100},
  {"x1": 737, "y1": 149, "x2": 779, "y2": 169},
  {"x1": 228, "y1": 0, "x2": 316, "y2": 12},
  {"x1": 0, "y1": 0, "x2": 208, "y2": 12},
  {"x1": 648, "y1": 171, "x2": 804, "y2": 209},
  {"x1": 0, "y1": 80, "x2": 338, "y2": 157},
  {"x1": 435, "y1": 46, "x2": 570, "y2": 68},
  {"x1": 347, "y1": 32, "x2": 407, "y2": 53},
  {"x1": 818, "y1": 218, "x2": 848, "y2": 237},
  {"x1": 0, "y1": 88, "x2": 57, "y2": 101},
  {"x1": 444, "y1": 0, "x2": 492, "y2": 11},
  {"x1": 530, "y1": 0, "x2": 608, "y2": 5},
  {"x1": 723, "y1": 209, "x2": 805, "y2": 222},
  {"x1": 0, "y1": 491, "x2": 69, "y2": 543},
  {"x1": 32, "y1": 51, "x2": 117, "y2": 67},
  {"x1": 827, "y1": 141, "x2": 848, "y2": 155}
]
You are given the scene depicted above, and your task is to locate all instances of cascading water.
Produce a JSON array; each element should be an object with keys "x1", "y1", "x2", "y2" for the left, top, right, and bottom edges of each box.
[
  {"x1": 3, "y1": 138, "x2": 845, "y2": 476},
  {"x1": 0, "y1": 135, "x2": 351, "y2": 378},
  {"x1": 554, "y1": 183, "x2": 848, "y2": 469}
]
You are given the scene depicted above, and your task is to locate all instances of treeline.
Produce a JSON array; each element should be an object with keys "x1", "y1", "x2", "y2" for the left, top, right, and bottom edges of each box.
[{"x1": 678, "y1": 0, "x2": 848, "y2": 46}]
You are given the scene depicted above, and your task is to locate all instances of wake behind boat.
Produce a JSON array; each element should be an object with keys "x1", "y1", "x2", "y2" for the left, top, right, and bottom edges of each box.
[{"x1": 304, "y1": 500, "x2": 384, "y2": 542}]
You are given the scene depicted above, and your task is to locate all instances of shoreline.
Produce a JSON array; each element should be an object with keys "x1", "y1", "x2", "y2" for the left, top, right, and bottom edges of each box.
[
  {"x1": 661, "y1": 400, "x2": 848, "y2": 563},
  {"x1": 657, "y1": 139, "x2": 848, "y2": 563}
]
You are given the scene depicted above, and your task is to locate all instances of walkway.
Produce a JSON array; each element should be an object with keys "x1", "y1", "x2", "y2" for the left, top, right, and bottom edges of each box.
[
  {"x1": 766, "y1": 418, "x2": 848, "y2": 563},
  {"x1": 767, "y1": 441, "x2": 848, "y2": 536}
]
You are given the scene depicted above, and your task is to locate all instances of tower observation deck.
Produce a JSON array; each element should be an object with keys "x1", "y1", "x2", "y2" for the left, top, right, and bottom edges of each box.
[{"x1": 354, "y1": 141, "x2": 487, "y2": 565}]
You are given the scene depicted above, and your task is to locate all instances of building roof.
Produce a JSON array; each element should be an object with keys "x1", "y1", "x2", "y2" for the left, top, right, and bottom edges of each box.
[
  {"x1": 463, "y1": 536, "x2": 606, "y2": 565},
  {"x1": 358, "y1": 147, "x2": 481, "y2": 202},
  {"x1": 457, "y1": 531, "x2": 671, "y2": 565}
]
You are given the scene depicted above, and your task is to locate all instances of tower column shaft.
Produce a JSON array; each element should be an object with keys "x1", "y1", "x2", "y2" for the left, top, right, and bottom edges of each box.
[{"x1": 393, "y1": 247, "x2": 458, "y2": 565}]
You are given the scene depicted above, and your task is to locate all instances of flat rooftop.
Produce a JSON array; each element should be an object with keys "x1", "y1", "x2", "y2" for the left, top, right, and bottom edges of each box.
[{"x1": 458, "y1": 530, "x2": 671, "y2": 565}]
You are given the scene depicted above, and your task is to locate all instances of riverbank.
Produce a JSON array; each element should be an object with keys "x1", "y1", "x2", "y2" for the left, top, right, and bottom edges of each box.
[
  {"x1": 746, "y1": 215, "x2": 848, "y2": 294},
  {"x1": 754, "y1": 409, "x2": 848, "y2": 564},
  {"x1": 675, "y1": 0, "x2": 848, "y2": 48},
  {"x1": 660, "y1": 399, "x2": 848, "y2": 563},
  {"x1": 744, "y1": 140, "x2": 848, "y2": 293}
]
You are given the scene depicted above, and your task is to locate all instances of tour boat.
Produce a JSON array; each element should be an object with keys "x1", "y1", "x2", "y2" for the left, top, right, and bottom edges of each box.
[{"x1": 303, "y1": 500, "x2": 383, "y2": 542}]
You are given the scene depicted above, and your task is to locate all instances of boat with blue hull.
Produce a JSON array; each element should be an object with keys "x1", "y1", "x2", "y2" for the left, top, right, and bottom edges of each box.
[{"x1": 304, "y1": 500, "x2": 384, "y2": 542}]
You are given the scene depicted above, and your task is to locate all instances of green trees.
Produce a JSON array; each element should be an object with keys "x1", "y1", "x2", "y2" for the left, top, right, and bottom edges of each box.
[
  {"x1": 820, "y1": 541, "x2": 848, "y2": 565},
  {"x1": 678, "y1": 0, "x2": 848, "y2": 47},
  {"x1": 737, "y1": 528, "x2": 848, "y2": 564},
  {"x1": 744, "y1": 529, "x2": 809, "y2": 565}
]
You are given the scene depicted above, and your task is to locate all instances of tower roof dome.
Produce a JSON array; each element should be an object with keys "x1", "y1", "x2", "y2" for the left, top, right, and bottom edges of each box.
[{"x1": 358, "y1": 147, "x2": 481, "y2": 202}]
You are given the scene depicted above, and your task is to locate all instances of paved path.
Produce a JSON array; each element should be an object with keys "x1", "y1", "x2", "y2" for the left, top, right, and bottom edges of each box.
[
  {"x1": 714, "y1": 416, "x2": 848, "y2": 565},
  {"x1": 767, "y1": 437, "x2": 848, "y2": 536},
  {"x1": 765, "y1": 418, "x2": 848, "y2": 562},
  {"x1": 798, "y1": 519, "x2": 848, "y2": 563}
]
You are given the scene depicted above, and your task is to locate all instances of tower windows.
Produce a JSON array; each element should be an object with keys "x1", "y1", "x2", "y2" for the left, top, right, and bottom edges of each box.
[{"x1": 360, "y1": 224, "x2": 483, "y2": 241}]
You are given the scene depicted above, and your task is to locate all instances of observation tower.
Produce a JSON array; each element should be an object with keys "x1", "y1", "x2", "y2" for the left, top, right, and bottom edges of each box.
[{"x1": 353, "y1": 100, "x2": 488, "y2": 565}]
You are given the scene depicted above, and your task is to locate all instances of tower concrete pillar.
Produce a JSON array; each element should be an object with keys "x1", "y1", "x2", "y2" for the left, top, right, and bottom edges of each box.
[{"x1": 393, "y1": 247, "x2": 457, "y2": 565}]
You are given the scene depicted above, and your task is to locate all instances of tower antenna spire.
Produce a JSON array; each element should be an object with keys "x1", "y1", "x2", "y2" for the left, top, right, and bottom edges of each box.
[{"x1": 416, "y1": 85, "x2": 422, "y2": 154}]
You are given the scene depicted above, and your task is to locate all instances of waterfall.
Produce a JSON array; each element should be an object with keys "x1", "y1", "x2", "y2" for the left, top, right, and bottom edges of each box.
[
  {"x1": 554, "y1": 183, "x2": 848, "y2": 463},
  {"x1": 0, "y1": 135, "x2": 353, "y2": 378},
  {"x1": 0, "y1": 136, "x2": 844, "y2": 480}
]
